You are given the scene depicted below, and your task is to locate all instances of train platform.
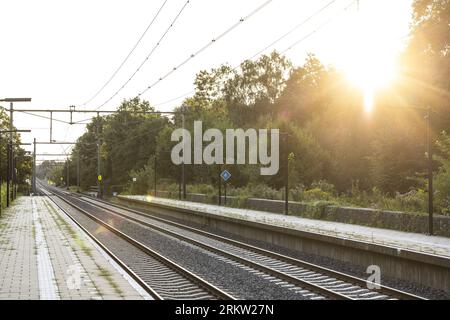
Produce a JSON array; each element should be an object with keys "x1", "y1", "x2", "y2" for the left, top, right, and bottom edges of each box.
[
  {"x1": 0, "y1": 196, "x2": 151, "y2": 300},
  {"x1": 122, "y1": 195, "x2": 450, "y2": 258}
]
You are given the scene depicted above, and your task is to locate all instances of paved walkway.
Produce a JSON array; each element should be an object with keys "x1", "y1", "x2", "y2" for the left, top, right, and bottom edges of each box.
[
  {"x1": 125, "y1": 195, "x2": 450, "y2": 258},
  {"x1": 0, "y1": 196, "x2": 151, "y2": 300}
]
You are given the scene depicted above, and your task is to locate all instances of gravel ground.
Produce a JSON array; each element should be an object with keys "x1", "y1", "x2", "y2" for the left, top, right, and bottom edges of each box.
[
  {"x1": 60, "y1": 196, "x2": 320, "y2": 300},
  {"x1": 107, "y1": 200, "x2": 449, "y2": 300}
]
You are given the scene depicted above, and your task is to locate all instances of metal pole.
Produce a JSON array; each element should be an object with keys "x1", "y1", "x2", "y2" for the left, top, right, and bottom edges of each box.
[
  {"x1": 13, "y1": 157, "x2": 17, "y2": 199},
  {"x1": 224, "y1": 181, "x2": 227, "y2": 206},
  {"x1": 6, "y1": 105, "x2": 11, "y2": 207},
  {"x1": 285, "y1": 134, "x2": 289, "y2": 215},
  {"x1": 77, "y1": 152, "x2": 80, "y2": 192},
  {"x1": 426, "y1": 108, "x2": 433, "y2": 235},
  {"x1": 154, "y1": 154, "x2": 157, "y2": 197},
  {"x1": 181, "y1": 109, "x2": 186, "y2": 199},
  {"x1": 178, "y1": 167, "x2": 182, "y2": 200},
  {"x1": 0, "y1": 133, "x2": 2, "y2": 216},
  {"x1": 9, "y1": 102, "x2": 13, "y2": 205},
  {"x1": 218, "y1": 170, "x2": 222, "y2": 206},
  {"x1": 50, "y1": 111, "x2": 53, "y2": 142},
  {"x1": 6, "y1": 142, "x2": 10, "y2": 207},
  {"x1": 97, "y1": 116, "x2": 102, "y2": 199},
  {"x1": 66, "y1": 158, "x2": 70, "y2": 190},
  {"x1": 33, "y1": 138, "x2": 36, "y2": 194}
]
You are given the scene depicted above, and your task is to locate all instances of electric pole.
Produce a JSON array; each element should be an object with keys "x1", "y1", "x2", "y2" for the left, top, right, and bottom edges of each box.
[
  {"x1": 0, "y1": 129, "x2": 31, "y2": 209},
  {"x1": 66, "y1": 158, "x2": 70, "y2": 190},
  {"x1": 97, "y1": 115, "x2": 102, "y2": 199},
  {"x1": 181, "y1": 107, "x2": 186, "y2": 199},
  {"x1": 8, "y1": 102, "x2": 15, "y2": 205},
  {"x1": 218, "y1": 167, "x2": 222, "y2": 206},
  {"x1": 4, "y1": 105, "x2": 176, "y2": 199},
  {"x1": 0, "y1": 98, "x2": 31, "y2": 204},
  {"x1": 0, "y1": 132, "x2": 2, "y2": 216},
  {"x1": 154, "y1": 154, "x2": 157, "y2": 196},
  {"x1": 77, "y1": 151, "x2": 80, "y2": 192},
  {"x1": 13, "y1": 156, "x2": 17, "y2": 199},
  {"x1": 284, "y1": 133, "x2": 289, "y2": 215},
  {"x1": 33, "y1": 138, "x2": 36, "y2": 194},
  {"x1": 426, "y1": 108, "x2": 433, "y2": 235}
]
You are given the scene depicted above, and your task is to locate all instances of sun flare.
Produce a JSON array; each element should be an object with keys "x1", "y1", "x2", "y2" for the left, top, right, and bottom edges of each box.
[
  {"x1": 332, "y1": 6, "x2": 400, "y2": 112},
  {"x1": 344, "y1": 55, "x2": 396, "y2": 113}
]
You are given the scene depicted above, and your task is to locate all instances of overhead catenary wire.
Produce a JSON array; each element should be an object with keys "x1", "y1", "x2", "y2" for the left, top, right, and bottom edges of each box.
[
  {"x1": 150, "y1": 0, "x2": 351, "y2": 108},
  {"x1": 135, "y1": 0, "x2": 274, "y2": 99},
  {"x1": 74, "y1": 0, "x2": 273, "y2": 123},
  {"x1": 80, "y1": 0, "x2": 170, "y2": 107},
  {"x1": 74, "y1": 108, "x2": 176, "y2": 124},
  {"x1": 248, "y1": 0, "x2": 338, "y2": 60},
  {"x1": 16, "y1": 111, "x2": 73, "y2": 124},
  {"x1": 27, "y1": 0, "x2": 354, "y2": 132},
  {"x1": 153, "y1": 89, "x2": 195, "y2": 107},
  {"x1": 92, "y1": 0, "x2": 191, "y2": 111},
  {"x1": 280, "y1": 0, "x2": 357, "y2": 54},
  {"x1": 15, "y1": 0, "x2": 356, "y2": 128}
]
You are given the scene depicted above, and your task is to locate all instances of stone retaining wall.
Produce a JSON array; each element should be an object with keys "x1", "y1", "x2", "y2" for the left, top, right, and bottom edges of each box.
[{"x1": 145, "y1": 191, "x2": 450, "y2": 237}]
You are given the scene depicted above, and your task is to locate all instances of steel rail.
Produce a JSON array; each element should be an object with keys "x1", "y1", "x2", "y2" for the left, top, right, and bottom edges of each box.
[
  {"x1": 40, "y1": 183, "x2": 235, "y2": 300},
  {"x1": 81, "y1": 196, "x2": 350, "y2": 300},
  {"x1": 39, "y1": 187, "x2": 162, "y2": 300},
  {"x1": 83, "y1": 194, "x2": 427, "y2": 300}
]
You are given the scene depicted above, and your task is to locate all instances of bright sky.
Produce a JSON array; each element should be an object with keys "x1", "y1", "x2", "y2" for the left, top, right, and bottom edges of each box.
[{"x1": 0, "y1": 0, "x2": 413, "y2": 160}]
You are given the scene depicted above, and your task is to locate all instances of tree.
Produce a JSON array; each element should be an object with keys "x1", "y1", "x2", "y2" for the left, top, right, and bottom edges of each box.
[
  {"x1": 434, "y1": 131, "x2": 450, "y2": 214},
  {"x1": 401, "y1": 0, "x2": 449, "y2": 130},
  {"x1": 0, "y1": 107, "x2": 32, "y2": 192}
]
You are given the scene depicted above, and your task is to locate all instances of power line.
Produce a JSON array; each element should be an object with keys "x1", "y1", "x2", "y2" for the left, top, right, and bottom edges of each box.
[
  {"x1": 248, "y1": 0, "x2": 339, "y2": 60},
  {"x1": 75, "y1": 0, "x2": 352, "y2": 123},
  {"x1": 78, "y1": 0, "x2": 273, "y2": 123},
  {"x1": 93, "y1": 0, "x2": 191, "y2": 111},
  {"x1": 16, "y1": 111, "x2": 72, "y2": 124},
  {"x1": 153, "y1": 89, "x2": 195, "y2": 107},
  {"x1": 149, "y1": 0, "x2": 348, "y2": 108},
  {"x1": 13, "y1": 110, "x2": 99, "y2": 126},
  {"x1": 80, "y1": 0, "x2": 170, "y2": 107},
  {"x1": 255, "y1": 0, "x2": 357, "y2": 99},
  {"x1": 135, "y1": 0, "x2": 273, "y2": 98},
  {"x1": 280, "y1": 0, "x2": 356, "y2": 54},
  {"x1": 217, "y1": 0, "x2": 357, "y2": 102},
  {"x1": 74, "y1": 107, "x2": 176, "y2": 124}
]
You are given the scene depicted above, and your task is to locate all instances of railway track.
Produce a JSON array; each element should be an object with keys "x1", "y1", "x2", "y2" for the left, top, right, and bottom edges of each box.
[
  {"x1": 38, "y1": 183, "x2": 234, "y2": 300},
  {"x1": 39, "y1": 182, "x2": 426, "y2": 300}
]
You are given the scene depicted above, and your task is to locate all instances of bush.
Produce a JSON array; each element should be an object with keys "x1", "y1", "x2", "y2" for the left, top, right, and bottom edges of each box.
[
  {"x1": 188, "y1": 184, "x2": 216, "y2": 196},
  {"x1": 310, "y1": 180, "x2": 336, "y2": 194},
  {"x1": 434, "y1": 132, "x2": 450, "y2": 215},
  {"x1": 0, "y1": 183, "x2": 7, "y2": 209},
  {"x1": 132, "y1": 177, "x2": 431, "y2": 216}
]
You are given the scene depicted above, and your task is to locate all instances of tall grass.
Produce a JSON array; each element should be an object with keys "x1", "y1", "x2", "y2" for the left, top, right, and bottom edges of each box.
[
  {"x1": 1, "y1": 183, "x2": 7, "y2": 210},
  {"x1": 127, "y1": 180, "x2": 431, "y2": 215}
]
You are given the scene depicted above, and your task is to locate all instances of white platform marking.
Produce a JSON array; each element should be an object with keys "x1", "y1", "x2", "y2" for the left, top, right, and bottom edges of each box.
[
  {"x1": 32, "y1": 198, "x2": 60, "y2": 300},
  {"x1": 52, "y1": 199, "x2": 154, "y2": 300}
]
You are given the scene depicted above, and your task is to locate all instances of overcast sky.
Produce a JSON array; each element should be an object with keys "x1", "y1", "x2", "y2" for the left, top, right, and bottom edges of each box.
[{"x1": 0, "y1": 0, "x2": 413, "y2": 160}]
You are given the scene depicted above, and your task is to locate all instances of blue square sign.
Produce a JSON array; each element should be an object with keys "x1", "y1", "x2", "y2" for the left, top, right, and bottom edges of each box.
[{"x1": 220, "y1": 170, "x2": 231, "y2": 182}]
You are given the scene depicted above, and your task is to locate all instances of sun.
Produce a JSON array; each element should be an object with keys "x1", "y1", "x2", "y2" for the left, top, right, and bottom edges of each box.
[
  {"x1": 343, "y1": 51, "x2": 396, "y2": 113},
  {"x1": 331, "y1": 5, "x2": 400, "y2": 113}
]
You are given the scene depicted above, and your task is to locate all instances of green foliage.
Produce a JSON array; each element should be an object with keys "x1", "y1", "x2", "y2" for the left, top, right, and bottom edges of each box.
[
  {"x1": 0, "y1": 183, "x2": 7, "y2": 209},
  {"x1": 368, "y1": 120, "x2": 425, "y2": 194},
  {"x1": 0, "y1": 107, "x2": 31, "y2": 193},
  {"x1": 401, "y1": 0, "x2": 449, "y2": 129},
  {"x1": 434, "y1": 132, "x2": 450, "y2": 214},
  {"x1": 228, "y1": 184, "x2": 281, "y2": 200},
  {"x1": 126, "y1": 159, "x2": 155, "y2": 195},
  {"x1": 54, "y1": 2, "x2": 450, "y2": 216}
]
